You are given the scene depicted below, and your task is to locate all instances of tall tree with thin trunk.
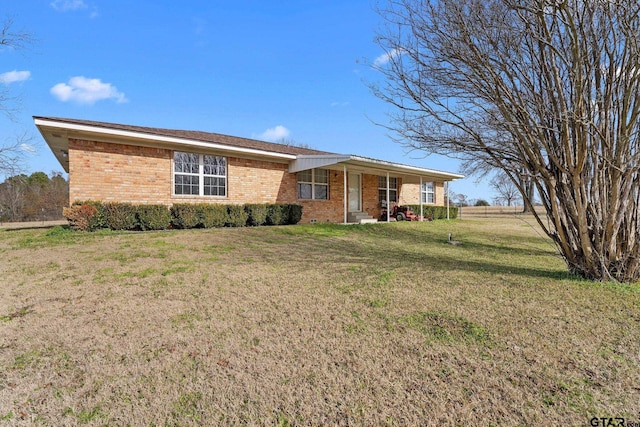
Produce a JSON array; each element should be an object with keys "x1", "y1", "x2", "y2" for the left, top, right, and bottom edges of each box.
[
  {"x1": 1, "y1": 17, "x2": 32, "y2": 120},
  {"x1": 491, "y1": 172, "x2": 521, "y2": 207},
  {"x1": 1, "y1": 17, "x2": 34, "y2": 178},
  {"x1": 372, "y1": 0, "x2": 640, "y2": 282}
]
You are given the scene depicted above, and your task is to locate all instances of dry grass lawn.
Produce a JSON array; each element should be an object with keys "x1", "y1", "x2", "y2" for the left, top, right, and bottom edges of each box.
[{"x1": 0, "y1": 217, "x2": 639, "y2": 426}]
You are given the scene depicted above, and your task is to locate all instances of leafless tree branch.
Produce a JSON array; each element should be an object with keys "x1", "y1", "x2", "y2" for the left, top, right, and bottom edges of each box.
[{"x1": 373, "y1": 0, "x2": 640, "y2": 282}]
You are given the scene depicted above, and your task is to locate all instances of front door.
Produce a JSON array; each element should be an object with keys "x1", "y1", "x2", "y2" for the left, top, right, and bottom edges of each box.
[{"x1": 348, "y1": 173, "x2": 361, "y2": 212}]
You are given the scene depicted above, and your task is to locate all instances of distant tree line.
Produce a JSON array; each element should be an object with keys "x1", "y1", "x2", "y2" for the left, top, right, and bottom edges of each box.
[{"x1": 0, "y1": 171, "x2": 69, "y2": 222}]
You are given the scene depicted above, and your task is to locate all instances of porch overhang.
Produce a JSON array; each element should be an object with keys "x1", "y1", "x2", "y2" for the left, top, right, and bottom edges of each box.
[
  {"x1": 291, "y1": 154, "x2": 462, "y2": 224},
  {"x1": 289, "y1": 154, "x2": 464, "y2": 181}
]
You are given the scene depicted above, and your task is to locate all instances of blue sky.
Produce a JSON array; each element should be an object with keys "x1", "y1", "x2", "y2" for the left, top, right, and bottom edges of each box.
[{"x1": 2, "y1": 0, "x2": 494, "y2": 201}]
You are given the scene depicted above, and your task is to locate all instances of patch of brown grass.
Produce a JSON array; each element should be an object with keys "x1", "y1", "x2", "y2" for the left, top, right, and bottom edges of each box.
[{"x1": 0, "y1": 219, "x2": 638, "y2": 425}]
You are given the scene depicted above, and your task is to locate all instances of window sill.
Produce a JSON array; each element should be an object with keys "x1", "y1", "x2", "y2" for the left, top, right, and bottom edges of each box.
[{"x1": 172, "y1": 195, "x2": 228, "y2": 199}]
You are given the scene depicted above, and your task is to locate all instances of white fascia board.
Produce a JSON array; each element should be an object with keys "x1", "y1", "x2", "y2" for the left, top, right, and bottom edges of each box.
[
  {"x1": 348, "y1": 155, "x2": 464, "y2": 180},
  {"x1": 289, "y1": 153, "x2": 464, "y2": 180},
  {"x1": 289, "y1": 155, "x2": 352, "y2": 172},
  {"x1": 34, "y1": 118, "x2": 297, "y2": 160}
]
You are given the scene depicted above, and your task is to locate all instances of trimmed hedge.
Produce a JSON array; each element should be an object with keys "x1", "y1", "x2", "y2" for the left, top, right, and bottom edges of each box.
[
  {"x1": 285, "y1": 204, "x2": 303, "y2": 225},
  {"x1": 405, "y1": 205, "x2": 458, "y2": 220},
  {"x1": 103, "y1": 202, "x2": 138, "y2": 230},
  {"x1": 72, "y1": 200, "x2": 106, "y2": 230},
  {"x1": 64, "y1": 201, "x2": 303, "y2": 231},
  {"x1": 266, "y1": 204, "x2": 284, "y2": 225},
  {"x1": 63, "y1": 204, "x2": 97, "y2": 231},
  {"x1": 244, "y1": 204, "x2": 269, "y2": 226},
  {"x1": 227, "y1": 205, "x2": 249, "y2": 227},
  {"x1": 170, "y1": 204, "x2": 200, "y2": 229},
  {"x1": 199, "y1": 204, "x2": 228, "y2": 228},
  {"x1": 137, "y1": 204, "x2": 172, "y2": 231}
]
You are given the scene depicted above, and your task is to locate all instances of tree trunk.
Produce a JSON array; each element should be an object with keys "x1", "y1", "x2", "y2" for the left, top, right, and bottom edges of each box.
[{"x1": 372, "y1": 0, "x2": 640, "y2": 282}]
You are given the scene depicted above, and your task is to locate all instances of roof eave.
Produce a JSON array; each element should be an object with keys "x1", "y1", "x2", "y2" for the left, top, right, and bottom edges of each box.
[
  {"x1": 34, "y1": 117, "x2": 464, "y2": 181},
  {"x1": 34, "y1": 117, "x2": 298, "y2": 165},
  {"x1": 290, "y1": 154, "x2": 464, "y2": 180},
  {"x1": 348, "y1": 155, "x2": 464, "y2": 180}
]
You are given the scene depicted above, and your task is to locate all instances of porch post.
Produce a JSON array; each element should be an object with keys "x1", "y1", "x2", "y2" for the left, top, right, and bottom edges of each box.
[
  {"x1": 386, "y1": 172, "x2": 390, "y2": 222},
  {"x1": 446, "y1": 181, "x2": 450, "y2": 220},
  {"x1": 419, "y1": 176, "x2": 423, "y2": 221},
  {"x1": 343, "y1": 165, "x2": 348, "y2": 224}
]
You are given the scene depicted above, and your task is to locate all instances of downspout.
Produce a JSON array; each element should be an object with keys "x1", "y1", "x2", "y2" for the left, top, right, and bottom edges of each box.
[
  {"x1": 343, "y1": 165, "x2": 347, "y2": 224},
  {"x1": 386, "y1": 172, "x2": 390, "y2": 222}
]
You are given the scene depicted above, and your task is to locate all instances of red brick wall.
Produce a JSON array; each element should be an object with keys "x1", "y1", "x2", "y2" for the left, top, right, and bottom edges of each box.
[
  {"x1": 400, "y1": 181, "x2": 445, "y2": 205},
  {"x1": 362, "y1": 174, "x2": 383, "y2": 220},
  {"x1": 69, "y1": 139, "x2": 172, "y2": 204},
  {"x1": 297, "y1": 170, "x2": 344, "y2": 223},
  {"x1": 68, "y1": 138, "x2": 448, "y2": 223}
]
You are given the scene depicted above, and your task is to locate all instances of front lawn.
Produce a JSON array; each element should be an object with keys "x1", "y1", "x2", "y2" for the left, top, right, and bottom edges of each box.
[{"x1": 0, "y1": 218, "x2": 638, "y2": 425}]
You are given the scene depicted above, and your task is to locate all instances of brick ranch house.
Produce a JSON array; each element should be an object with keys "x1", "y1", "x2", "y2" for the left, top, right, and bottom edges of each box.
[{"x1": 34, "y1": 116, "x2": 463, "y2": 224}]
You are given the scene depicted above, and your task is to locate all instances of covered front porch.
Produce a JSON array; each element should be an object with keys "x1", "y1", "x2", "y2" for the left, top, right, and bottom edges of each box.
[{"x1": 289, "y1": 155, "x2": 463, "y2": 224}]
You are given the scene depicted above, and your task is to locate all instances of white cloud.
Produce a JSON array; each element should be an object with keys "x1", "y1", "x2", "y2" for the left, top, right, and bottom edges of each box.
[
  {"x1": 330, "y1": 101, "x2": 350, "y2": 108},
  {"x1": 20, "y1": 143, "x2": 37, "y2": 153},
  {"x1": 0, "y1": 70, "x2": 31, "y2": 85},
  {"x1": 374, "y1": 48, "x2": 402, "y2": 67},
  {"x1": 51, "y1": 0, "x2": 87, "y2": 11},
  {"x1": 258, "y1": 125, "x2": 290, "y2": 141},
  {"x1": 50, "y1": 76, "x2": 128, "y2": 104}
]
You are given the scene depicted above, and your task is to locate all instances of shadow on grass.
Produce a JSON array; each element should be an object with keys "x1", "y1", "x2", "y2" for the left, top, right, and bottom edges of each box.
[
  {"x1": 354, "y1": 240, "x2": 569, "y2": 281},
  {"x1": 276, "y1": 223, "x2": 574, "y2": 282}
]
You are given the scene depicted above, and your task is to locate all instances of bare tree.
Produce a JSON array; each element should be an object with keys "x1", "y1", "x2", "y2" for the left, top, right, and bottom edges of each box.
[
  {"x1": 0, "y1": 17, "x2": 34, "y2": 179},
  {"x1": 490, "y1": 172, "x2": 521, "y2": 207},
  {"x1": 453, "y1": 193, "x2": 468, "y2": 207},
  {"x1": 1, "y1": 17, "x2": 32, "y2": 50},
  {"x1": 372, "y1": 0, "x2": 640, "y2": 282},
  {"x1": 461, "y1": 159, "x2": 533, "y2": 211},
  {"x1": 1, "y1": 17, "x2": 33, "y2": 121},
  {"x1": 0, "y1": 133, "x2": 31, "y2": 177},
  {"x1": 0, "y1": 173, "x2": 26, "y2": 221},
  {"x1": 275, "y1": 137, "x2": 314, "y2": 150},
  {"x1": 0, "y1": 171, "x2": 68, "y2": 222}
]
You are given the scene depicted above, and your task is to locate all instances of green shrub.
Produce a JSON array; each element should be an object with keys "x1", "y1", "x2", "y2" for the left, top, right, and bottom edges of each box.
[
  {"x1": 244, "y1": 204, "x2": 269, "y2": 226},
  {"x1": 266, "y1": 204, "x2": 285, "y2": 225},
  {"x1": 285, "y1": 204, "x2": 303, "y2": 224},
  {"x1": 171, "y1": 204, "x2": 200, "y2": 229},
  {"x1": 226, "y1": 205, "x2": 248, "y2": 227},
  {"x1": 63, "y1": 201, "x2": 305, "y2": 231},
  {"x1": 405, "y1": 205, "x2": 458, "y2": 220},
  {"x1": 136, "y1": 204, "x2": 171, "y2": 230},
  {"x1": 63, "y1": 204, "x2": 97, "y2": 231},
  {"x1": 72, "y1": 200, "x2": 106, "y2": 229},
  {"x1": 103, "y1": 202, "x2": 138, "y2": 230},
  {"x1": 199, "y1": 204, "x2": 228, "y2": 228}
]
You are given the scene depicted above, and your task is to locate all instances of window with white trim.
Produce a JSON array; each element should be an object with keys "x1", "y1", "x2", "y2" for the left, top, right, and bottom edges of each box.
[
  {"x1": 378, "y1": 176, "x2": 398, "y2": 203},
  {"x1": 421, "y1": 181, "x2": 435, "y2": 204},
  {"x1": 174, "y1": 152, "x2": 227, "y2": 196},
  {"x1": 297, "y1": 168, "x2": 328, "y2": 200}
]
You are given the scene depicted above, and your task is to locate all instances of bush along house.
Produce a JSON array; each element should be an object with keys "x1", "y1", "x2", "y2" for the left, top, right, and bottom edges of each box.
[{"x1": 34, "y1": 116, "x2": 463, "y2": 224}]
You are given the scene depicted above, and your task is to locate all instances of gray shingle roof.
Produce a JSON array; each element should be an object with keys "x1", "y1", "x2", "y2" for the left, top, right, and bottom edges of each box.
[{"x1": 33, "y1": 116, "x2": 331, "y2": 157}]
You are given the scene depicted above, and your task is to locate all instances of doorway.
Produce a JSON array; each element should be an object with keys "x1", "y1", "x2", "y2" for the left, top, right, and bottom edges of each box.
[{"x1": 348, "y1": 172, "x2": 361, "y2": 212}]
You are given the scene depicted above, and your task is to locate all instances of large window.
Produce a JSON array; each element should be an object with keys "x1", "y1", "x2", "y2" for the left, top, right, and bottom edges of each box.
[
  {"x1": 174, "y1": 152, "x2": 226, "y2": 196},
  {"x1": 378, "y1": 176, "x2": 398, "y2": 203},
  {"x1": 421, "y1": 181, "x2": 435, "y2": 204},
  {"x1": 297, "y1": 168, "x2": 328, "y2": 200}
]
